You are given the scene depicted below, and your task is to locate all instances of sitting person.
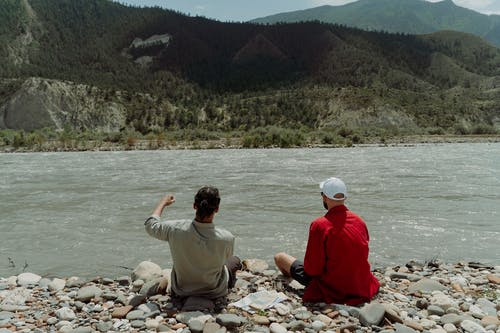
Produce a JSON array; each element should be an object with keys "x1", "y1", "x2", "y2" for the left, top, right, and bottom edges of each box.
[
  {"x1": 274, "y1": 177, "x2": 379, "y2": 305},
  {"x1": 144, "y1": 186, "x2": 241, "y2": 300}
]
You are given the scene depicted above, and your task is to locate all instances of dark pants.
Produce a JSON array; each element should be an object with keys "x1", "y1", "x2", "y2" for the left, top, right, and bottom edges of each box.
[
  {"x1": 290, "y1": 259, "x2": 312, "y2": 286},
  {"x1": 226, "y1": 256, "x2": 242, "y2": 289}
]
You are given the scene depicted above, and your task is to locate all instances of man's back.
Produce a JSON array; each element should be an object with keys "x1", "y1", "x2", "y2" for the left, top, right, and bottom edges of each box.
[
  {"x1": 303, "y1": 205, "x2": 379, "y2": 305},
  {"x1": 145, "y1": 217, "x2": 234, "y2": 298}
]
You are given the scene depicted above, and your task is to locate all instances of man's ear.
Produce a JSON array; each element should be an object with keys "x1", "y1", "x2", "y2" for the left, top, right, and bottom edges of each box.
[
  {"x1": 214, "y1": 207, "x2": 219, "y2": 213},
  {"x1": 193, "y1": 203, "x2": 197, "y2": 210}
]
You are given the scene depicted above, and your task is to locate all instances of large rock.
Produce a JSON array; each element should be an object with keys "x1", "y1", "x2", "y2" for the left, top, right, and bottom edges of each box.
[
  {"x1": 17, "y1": 273, "x2": 41, "y2": 286},
  {"x1": 461, "y1": 320, "x2": 487, "y2": 333},
  {"x1": 243, "y1": 259, "x2": 269, "y2": 273},
  {"x1": 131, "y1": 261, "x2": 163, "y2": 282},
  {"x1": 359, "y1": 303, "x2": 386, "y2": 326},
  {"x1": 408, "y1": 278, "x2": 446, "y2": 293},
  {"x1": 55, "y1": 307, "x2": 76, "y2": 321},
  {"x1": 215, "y1": 314, "x2": 246, "y2": 328},
  {"x1": 76, "y1": 285, "x2": 102, "y2": 302},
  {"x1": 48, "y1": 278, "x2": 66, "y2": 292}
]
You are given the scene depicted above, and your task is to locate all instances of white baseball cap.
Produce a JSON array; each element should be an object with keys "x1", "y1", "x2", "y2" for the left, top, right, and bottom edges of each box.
[{"x1": 320, "y1": 177, "x2": 347, "y2": 201}]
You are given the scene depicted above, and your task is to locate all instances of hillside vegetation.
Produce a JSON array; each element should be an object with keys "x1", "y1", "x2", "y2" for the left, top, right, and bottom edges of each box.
[
  {"x1": 0, "y1": 0, "x2": 499, "y2": 149},
  {"x1": 252, "y1": 0, "x2": 500, "y2": 47}
]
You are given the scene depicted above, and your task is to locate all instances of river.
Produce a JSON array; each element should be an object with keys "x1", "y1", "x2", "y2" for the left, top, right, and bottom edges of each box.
[{"x1": 1, "y1": 143, "x2": 499, "y2": 278}]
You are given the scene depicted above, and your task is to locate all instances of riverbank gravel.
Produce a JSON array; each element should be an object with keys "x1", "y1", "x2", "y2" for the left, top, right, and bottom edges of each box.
[{"x1": 0, "y1": 260, "x2": 498, "y2": 333}]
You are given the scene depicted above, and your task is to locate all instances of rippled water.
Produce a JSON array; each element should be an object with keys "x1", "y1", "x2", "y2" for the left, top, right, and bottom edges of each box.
[{"x1": 1, "y1": 143, "x2": 499, "y2": 278}]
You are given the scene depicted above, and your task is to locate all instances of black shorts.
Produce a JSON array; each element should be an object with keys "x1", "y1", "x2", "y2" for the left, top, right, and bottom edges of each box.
[{"x1": 290, "y1": 259, "x2": 311, "y2": 286}]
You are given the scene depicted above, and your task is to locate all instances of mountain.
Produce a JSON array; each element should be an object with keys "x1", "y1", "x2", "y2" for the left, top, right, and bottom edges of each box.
[
  {"x1": 251, "y1": 0, "x2": 500, "y2": 47},
  {"x1": 0, "y1": 0, "x2": 499, "y2": 139}
]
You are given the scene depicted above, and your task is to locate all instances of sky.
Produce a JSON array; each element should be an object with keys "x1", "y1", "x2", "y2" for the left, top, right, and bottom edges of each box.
[{"x1": 118, "y1": 0, "x2": 500, "y2": 22}]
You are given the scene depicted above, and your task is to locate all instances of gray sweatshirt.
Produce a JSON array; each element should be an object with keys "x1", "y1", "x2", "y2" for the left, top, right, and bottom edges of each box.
[{"x1": 145, "y1": 215, "x2": 235, "y2": 298}]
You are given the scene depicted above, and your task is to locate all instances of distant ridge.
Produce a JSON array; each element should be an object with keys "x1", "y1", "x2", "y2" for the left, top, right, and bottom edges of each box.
[{"x1": 251, "y1": 0, "x2": 500, "y2": 47}]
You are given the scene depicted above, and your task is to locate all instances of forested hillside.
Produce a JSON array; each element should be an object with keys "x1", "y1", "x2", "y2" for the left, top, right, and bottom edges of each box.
[
  {"x1": 0, "y1": 0, "x2": 499, "y2": 149},
  {"x1": 252, "y1": 0, "x2": 500, "y2": 47}
]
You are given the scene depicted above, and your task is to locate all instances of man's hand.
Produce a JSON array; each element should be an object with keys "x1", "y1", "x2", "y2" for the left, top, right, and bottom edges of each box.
[
  {"x1": 152, "y1": 194, "x2": 175, "y2": 217},
  {"x1": 160, "y1": 194, "x2": 176, "y2": 208}
]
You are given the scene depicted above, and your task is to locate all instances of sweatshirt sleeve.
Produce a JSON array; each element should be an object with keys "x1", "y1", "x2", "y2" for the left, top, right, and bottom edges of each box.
[
  {"x1": 303, "y1": 222, "x2": 326, "y2": 277},
  {"x1": 144, "y1": 215, "x2": 172, "y2": 241}
]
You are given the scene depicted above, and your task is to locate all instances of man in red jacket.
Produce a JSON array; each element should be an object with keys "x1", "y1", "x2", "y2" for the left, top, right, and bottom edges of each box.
[{"x1": 274, "y1": 177, "x2": 379, "y2": 305}]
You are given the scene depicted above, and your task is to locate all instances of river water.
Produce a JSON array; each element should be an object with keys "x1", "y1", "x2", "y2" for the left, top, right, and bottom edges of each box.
[{"x1": 1, "y1": 143, "x2": 499, "y2": 278}]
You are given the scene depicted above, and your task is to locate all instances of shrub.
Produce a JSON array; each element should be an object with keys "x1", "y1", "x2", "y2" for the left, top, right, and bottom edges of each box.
[{"x1": 471, "y1": 124, "x2": 497, "y2": 135}]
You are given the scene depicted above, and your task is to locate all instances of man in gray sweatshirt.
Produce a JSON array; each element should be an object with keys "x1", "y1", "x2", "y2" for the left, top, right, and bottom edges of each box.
[{"x1": 144, "y1": 186, "x2": 241, "y2": 299}]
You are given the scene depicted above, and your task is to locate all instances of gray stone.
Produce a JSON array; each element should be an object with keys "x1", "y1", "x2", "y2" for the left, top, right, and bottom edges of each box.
[
  {"x1": 394, "y1": 323, "x2": 418, "y2": 333},
  {"x1": 176, "y1": 311, "x2": 207, "y2": 324},
  {"x1": 440, "y1": 314, "x2": 472, "y2": 326},
  {"x1": 287, "y1": 320, "x2": 307, "y2": 331},
  {"x1": 443, "y1": 323, "x2": 457, "y2": 333},
  {"x1": 48, "y1": 278, "x2": 66, "y2": 292},
  {"x1": 128, "y1": 294, "x2": 147, "y2": 307},
  {"x1": 126, "y1": 310, "x2": 144, "y2": 320},
  {"x1": 38, "y1": 278, "x2": 51, "y2": 289},
  {"x1": 17, "y1": 272, "x2": 41, "y2": 286},
  {"x1": 65, "y1": 277, "x2": 84, "y2": 288},
  {"x1": 270, "y1": 323, "x2": 287, "y2": 333},
  {"x1": 294, "y1": 310, "x2": 313, "y2": 320},
  {"x1": 251, "y1": 326, "x2": 270, "y2": 333},
  {"x1": 274, "y1": 303, "x2": 290, "y2": 316},
  {"x1": 216, "y1": 314, "x2": 246, "y2": 328},
  {"x1": 102, "y1": 292, "x2": 117, "y2": 300},
  {"x1": 390, "y1": 272, "x2": 422, "y2": 282},
  {"x1": 203, "y1": 322, "x2": 223, "y2": 333},
  {"x1": 0, "y1": 329, "x2": 14, "y2": 333},
  {"x1": 116, "y1": 276, "x2": 131, "y2": 286},
  {"x1": 428, "y1": 305, "x2": 446, "y2": 316},
  {"x1": 243, "y1": 259, "x2": 269, "y2": 273},
  {"x1": 70, "y1": 328, "x2": 93, "y2": 333},
  {"x1": 139, "y1": 278, "x2": 162, "y2": 296},
  {"x1": 76, "y1": 285, "x2": 102, "y2": 302},
  {"x1": 408, "y1": 279, "x2": 446, "y2": 293},
  {"x1": 461, "y1": 320, "x2": 487, "y2": 333},
  {"x1": 430, "y1": 292, "x2": 458, "y2": 311},
  {"x1": 189, "y1": 319, "x2": 205, "y2": 333},
  {"x1": 131, "y1": 261, "x2": 163, "y2": 282},
  {"x1": 96, "y1": 321, "x2": 113, "y2": 332},
  {"x1": 312, "y1": 320, "x2": 326, "y2": 331},
  {"x1": 55, "y1": 307, "x2": 76, "y2": 321},
  {"x1": 131, "y1": 319, "x2": 146, "y2": 329},
  {"x1": 0, "y1": 311, "x2": 14, "y2": 321},
  {"x1": 158, "y1": 324, "x2": 172, "y2": 332},
  {"x1": 359, "y1": 303, "x2": 386, "y2": 326},
  {"x1": 476, "y1": 298, "x2": 497, "y2": 316},
  {"x1": 139, "y1": 302, "x2": 160, "y2": 313}
]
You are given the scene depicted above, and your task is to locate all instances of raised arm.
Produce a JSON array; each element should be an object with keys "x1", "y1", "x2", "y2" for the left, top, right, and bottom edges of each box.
[
  {"x1": 145, "y1": 194, "x2": 176, "y2": 241},
  {"x1": 152, "y1": 194, "x2": 176, "y2": 217}
]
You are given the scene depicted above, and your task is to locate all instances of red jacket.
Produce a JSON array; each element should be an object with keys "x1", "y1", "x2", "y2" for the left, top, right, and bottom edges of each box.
[{"x1": 303, "y1": 205, "x2": 380, "y2": 305}]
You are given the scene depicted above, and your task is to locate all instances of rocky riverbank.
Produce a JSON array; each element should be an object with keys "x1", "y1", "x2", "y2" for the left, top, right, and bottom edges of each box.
[{"x1": 0, "y1": 260, "x2": 499, "y2": 333}]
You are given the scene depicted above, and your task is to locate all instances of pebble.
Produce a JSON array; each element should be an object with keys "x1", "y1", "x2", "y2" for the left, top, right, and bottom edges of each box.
[
  {"x1": 443, "y1": 323, "x2": 457, "y2": 333},
  {"x1": 131, "y1": 261, "x2": 163, "y2": 282},
  {"x1": 55, "y1": 307, "x2": 76, "y2": 321},
  {"x1": 126, "y1": 309, "x2": 144, "y2": 320},
  {"x1": 461, "y1": 319, "x2": 487, "y2": 333},
  {"x1": 270, "y1": 323, "x2": 287, "y2": 333},
  {"x1": 359, "y1": 302, "x2": 386, "y2": 326},
  {"x1": 16, "y1": 273, "x2": 41, "y2": 286},
  {"x1": 216, "y1": 313, "x2": 246, "y2": 328},
  {"x1": 48, "y1": 278, "x2": 66, "y2": 292},
  {"x1": 76, "y1": 285, "x2": 102, "y2": 302}
]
